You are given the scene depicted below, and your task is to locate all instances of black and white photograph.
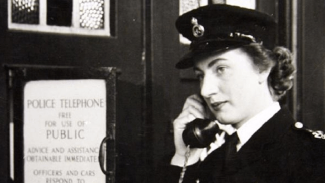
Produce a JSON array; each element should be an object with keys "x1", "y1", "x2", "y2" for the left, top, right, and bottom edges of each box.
[{"x1": 1, "y1": 0, "x2": 325, "y2": 183}]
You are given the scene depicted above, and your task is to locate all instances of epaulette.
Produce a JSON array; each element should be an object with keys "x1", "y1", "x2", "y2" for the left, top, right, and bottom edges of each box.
[{"x1": 294, "y1": 122, "x2": 325, "y2": 139}]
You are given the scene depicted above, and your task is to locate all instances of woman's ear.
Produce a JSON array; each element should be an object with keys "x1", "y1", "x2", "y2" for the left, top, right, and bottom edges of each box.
[{"x1": 258, "y1": 68, "x2": 271, "y2": 84}]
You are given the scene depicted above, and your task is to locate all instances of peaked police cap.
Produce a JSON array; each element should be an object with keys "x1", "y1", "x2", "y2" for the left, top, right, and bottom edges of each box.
[{"x1": 175, "y1": 4, "x2": 277, "y2": 69}]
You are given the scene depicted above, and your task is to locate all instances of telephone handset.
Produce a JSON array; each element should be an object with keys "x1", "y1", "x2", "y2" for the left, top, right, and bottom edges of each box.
[{"x1": 182, "y1": 118, "x2": 220, "y2": 148}]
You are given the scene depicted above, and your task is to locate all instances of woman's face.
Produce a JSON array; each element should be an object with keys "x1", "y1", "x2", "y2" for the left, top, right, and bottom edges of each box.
[{"x1": 194, "y1": 48, "x2": 272, "y2": 128}]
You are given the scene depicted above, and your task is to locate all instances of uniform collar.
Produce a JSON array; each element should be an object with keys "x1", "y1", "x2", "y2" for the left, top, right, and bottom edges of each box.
[
  {"x1": 201, "y1": 102, "x2": 284, "y2": 159},
  {"x1": 236, "y1": 102, "x2": 281, "y2": 151}
]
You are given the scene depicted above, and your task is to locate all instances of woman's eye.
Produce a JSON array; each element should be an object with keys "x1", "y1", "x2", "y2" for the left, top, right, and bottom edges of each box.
[{"x1": 216, "y1": 66, "x2": 226, "y2": 73}]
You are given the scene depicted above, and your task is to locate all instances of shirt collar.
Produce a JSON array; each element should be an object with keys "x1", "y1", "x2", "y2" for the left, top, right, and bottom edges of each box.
[{"x1": 236, "y1": 102, "x2": 281, "y2": 151}]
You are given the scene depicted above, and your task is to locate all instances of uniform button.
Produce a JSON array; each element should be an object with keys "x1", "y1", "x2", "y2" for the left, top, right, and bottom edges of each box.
[{"x1": 295, "y1": 122, "x2": 303, "y2": 129}]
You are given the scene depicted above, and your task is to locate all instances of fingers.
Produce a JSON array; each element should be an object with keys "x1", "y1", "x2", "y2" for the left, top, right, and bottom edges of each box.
[
  {"x1": 182, "y1": 94, "x2": 205, "y2": 110},
  {"x1": 174, "y1": 94, "x2": 207, "y2": 130},
  {"x1": 178, "y1": 105, "x2": 204, "y2": 121}
]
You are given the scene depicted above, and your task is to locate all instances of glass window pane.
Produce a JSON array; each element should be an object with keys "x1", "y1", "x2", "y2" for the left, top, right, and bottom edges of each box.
[
  {"x1": 47, "y1": 0, "x2": 72, "y2": 26},
  {"x1": 211, "y1": 0, "x2": 226, "y2": 4},
  {"x1": 226, "y1": 0, "x2": 256, "y2": 9},
  {"x1": 80, "y1": 0, "x2": 105, "y2": 30},
  {"x1": 12, "y1": 0, "x2": 39, "y2": 24},
  {"x1": 180, "y1": 0, "x2": 208, "y2": 15}
]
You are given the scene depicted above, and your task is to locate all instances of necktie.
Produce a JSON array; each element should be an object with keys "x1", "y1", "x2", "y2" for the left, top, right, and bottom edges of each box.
[{"x1": 223, "y1": 132, "x2": 239, "y2": 173}]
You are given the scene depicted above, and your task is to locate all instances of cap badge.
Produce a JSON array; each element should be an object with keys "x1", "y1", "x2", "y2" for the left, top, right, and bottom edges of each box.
[{"x1": 191, "y1": 17, "x2": 204, "y2": 38}]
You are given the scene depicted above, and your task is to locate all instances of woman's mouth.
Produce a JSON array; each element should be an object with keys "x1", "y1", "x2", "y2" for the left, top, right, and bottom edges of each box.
[{"x1": 211, "y1": 101, "x2": 226, "y2": 111}]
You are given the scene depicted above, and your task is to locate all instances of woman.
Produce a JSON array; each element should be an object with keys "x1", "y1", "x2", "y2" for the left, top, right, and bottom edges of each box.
[{"x1": 160, "y1": 4, "x2": 325, "y2": 183}]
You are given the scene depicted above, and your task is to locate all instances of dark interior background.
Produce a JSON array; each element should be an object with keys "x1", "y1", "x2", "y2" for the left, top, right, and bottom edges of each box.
[{"x1": 1, "y1": 0, "x2": 325, "y2": 182}]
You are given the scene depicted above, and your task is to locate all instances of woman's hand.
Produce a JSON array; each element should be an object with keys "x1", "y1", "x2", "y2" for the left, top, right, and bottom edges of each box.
[{"x1": 171, "y1": 94, "x2": 209, "y2": 166}]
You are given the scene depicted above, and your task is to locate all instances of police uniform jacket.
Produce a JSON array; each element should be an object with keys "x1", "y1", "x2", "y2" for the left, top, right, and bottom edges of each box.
[{"x1": 158, "y1": 108, "x2": 325, "y2": 183}]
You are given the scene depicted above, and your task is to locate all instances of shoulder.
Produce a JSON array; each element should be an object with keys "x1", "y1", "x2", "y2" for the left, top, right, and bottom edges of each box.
[
  {"x1": 284, "y1": 122, "x2": 325, "y2": 156},
  {"x1": 291, "y1": 122, "x2": 325, "y2": 141},
  {"x1": 284, "y1": 122, "x2": 325, "y2": 180}
]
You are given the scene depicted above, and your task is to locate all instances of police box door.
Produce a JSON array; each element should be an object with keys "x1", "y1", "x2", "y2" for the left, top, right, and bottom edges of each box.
[
  {"x1": 6, "y1": 65, "x2": 117, "y2": 183},
  {"x1": 1, "y1": 0, "x2": 146, "y2": 183}
]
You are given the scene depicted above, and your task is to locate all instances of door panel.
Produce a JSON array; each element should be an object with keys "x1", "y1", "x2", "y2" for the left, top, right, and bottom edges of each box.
[{"x1": 1, "y1": 0, "x2": 146, "y2": 182}]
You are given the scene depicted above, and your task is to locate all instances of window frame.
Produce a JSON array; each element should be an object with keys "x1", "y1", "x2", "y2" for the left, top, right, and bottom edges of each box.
[{"x1": 8, "y1": 0, "x2": 111, "y2": 37}]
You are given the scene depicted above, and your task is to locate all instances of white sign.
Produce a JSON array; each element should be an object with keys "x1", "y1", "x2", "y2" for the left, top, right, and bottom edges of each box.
[{"x1": 24, "y1": 79, "x2": 107, "y2": 183}]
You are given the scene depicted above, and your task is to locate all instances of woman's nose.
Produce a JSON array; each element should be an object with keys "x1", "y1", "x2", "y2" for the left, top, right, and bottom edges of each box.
[{"x1": 200, "y1": 74, "x2": 218, "y2": 98}]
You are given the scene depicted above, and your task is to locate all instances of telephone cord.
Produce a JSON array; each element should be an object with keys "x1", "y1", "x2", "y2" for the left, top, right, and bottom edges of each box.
[{"x1": 179, "y1": 145, "x2": 191, "y2": 183}]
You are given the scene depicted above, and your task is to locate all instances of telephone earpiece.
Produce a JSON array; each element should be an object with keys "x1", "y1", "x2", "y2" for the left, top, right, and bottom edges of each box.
[{"x1": 182, "y1": 118, "x2": 220, "y2": 148}]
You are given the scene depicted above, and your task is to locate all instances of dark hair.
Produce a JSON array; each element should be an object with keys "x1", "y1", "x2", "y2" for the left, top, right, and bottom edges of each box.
[{"x1": 240, "y1": 43, "x2": 295, "y2": 101}]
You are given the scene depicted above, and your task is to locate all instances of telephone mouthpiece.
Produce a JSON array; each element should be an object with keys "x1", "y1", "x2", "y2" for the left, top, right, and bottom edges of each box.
[{"x1": 182, "y1": 118, "x2": 220, "y2": 148}]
